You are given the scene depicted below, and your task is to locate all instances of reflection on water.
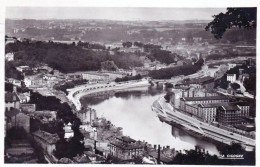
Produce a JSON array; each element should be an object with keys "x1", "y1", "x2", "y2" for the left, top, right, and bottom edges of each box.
[{"x1": 81, "y1": 86, "x2": 219, "y2": 155}]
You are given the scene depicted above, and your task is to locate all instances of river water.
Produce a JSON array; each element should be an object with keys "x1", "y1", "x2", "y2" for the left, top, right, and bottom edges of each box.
[{"x1": 80, "y1": 86, "x2": 219, "y2": 155}]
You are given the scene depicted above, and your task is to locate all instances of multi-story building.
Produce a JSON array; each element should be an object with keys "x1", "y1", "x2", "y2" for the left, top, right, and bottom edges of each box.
[
  {"x1": 32, "y1": 130, "x2": 60, "y2": 156},
  {"x1": 180, "y1": 96, "x2": 229, "y2": 111},
  {"x1": 170, "y1": 88, "x2": 219, "y2": 108},
  {"x1": 197, "y1": 103, "x2": 221, "y2": 123},
  {"x1": 217, "y1": 105, "x2": 242, "y2": 125},
  {"x1": 109, "y1": 136, "x2": 143, "y2": 160}
]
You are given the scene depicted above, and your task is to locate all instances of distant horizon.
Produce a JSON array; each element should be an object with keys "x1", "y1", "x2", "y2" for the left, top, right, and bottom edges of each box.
[
  {"x1": 6, "y1": 7, "x2": 226, "y2": 21},
  {"x1": 5, "y1": 18, "x2": 213, "y2": 22}
]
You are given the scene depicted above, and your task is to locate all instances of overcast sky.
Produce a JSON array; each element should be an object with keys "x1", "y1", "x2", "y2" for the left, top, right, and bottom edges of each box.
[{"x1": 6, "y1": 7, "x2": 226, "y2": 20}]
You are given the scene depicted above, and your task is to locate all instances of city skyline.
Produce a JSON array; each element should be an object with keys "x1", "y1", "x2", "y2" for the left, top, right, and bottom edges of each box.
[{"x1": 6, "y1": 7, "x2": 226, "y2": 21}]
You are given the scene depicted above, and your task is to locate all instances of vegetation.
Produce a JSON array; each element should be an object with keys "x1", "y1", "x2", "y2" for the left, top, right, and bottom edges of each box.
[
  {"x1": 5, "y1": 40, "x2": 143, "y2": 73},
  {"x1": 54, "y1": 79, "x2": 88, "y2": 95},
  {"x1": 147, "y1": 49, "x2": 181, "y2": 65},
  {"x1": 101, "y1": 60, "x2": 119, "y2": 71},
  {"x1": 115, "y1": 74, "x2": 142, "y2": 82},
  {"x1": 148, "y1": 59, "x2": 204, "y2": 79},
  {"x1": 243, "y1": 73, "x2": 256, "y2": 94},
  {"x1": 206, "y1": 8, "x2": 256, "y2": 39},
  {"x1": 5, "y1": 61, "x2": 24, "y2": 80},
  {"x1": 164, "y1": 92, "x2": 173, "y2": 103},
  {"x1": 29, "y1": 91, "x2": 85, "y2": 159}
]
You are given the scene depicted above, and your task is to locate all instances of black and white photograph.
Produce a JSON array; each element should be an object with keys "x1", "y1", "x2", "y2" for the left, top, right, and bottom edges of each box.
[{"x1": 2, "y1": 1, "x2": 258, "y2": 165}]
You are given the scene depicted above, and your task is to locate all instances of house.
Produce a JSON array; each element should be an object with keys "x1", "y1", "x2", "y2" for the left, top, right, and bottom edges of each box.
[
  {"x1": 32, "y1": 130, "x2": 59, "y2": 156},
  {"x1": 20, "y1": 103, "x2": 36, "y2": 112},
  {"x1": 64, "y1": 122, "x2": 74, "y2": 139},
  {"x1": 5, "y1": 91, "x2": 20, "y2": 111},
  {"x1": 16, "y1": 66, "x2": 30, "y2": 72},
  {"x1": 5, "y1": 52, "x2": 14, "y2": 61},
  {"x1": 227, "y1": 74, "x2": 236, "y2": 83},
  {"x1": 5, "y1": 108, "x2": 30, "y2": 133},
  {"x1": 109, "y1": 136, "x2": 144, "y2": 160}
]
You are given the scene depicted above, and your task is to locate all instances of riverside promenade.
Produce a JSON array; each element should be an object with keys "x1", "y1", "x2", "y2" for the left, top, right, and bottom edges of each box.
[{"x1": 67, "y1": 79, "x2": 150, "y2": 110}]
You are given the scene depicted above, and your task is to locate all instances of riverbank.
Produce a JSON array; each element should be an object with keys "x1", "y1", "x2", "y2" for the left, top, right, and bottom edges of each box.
[
  {"x1": 152, "y1": 97, "x2": 255, "y2": 151},
  {"x1": 67, "y1": 79, "x2": 150, "y2": 110}
]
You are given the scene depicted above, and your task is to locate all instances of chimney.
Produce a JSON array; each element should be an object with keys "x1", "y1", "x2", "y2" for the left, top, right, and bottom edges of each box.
[
  {"x1": 157, "y1": 145, "x2": 161, "y2": 164},
  {"x1": 166, "y1": 145, "x2": 170, "y2": 149},
  {"x1": 154, "y1": 145, "x2": 157, "y2": 150}
]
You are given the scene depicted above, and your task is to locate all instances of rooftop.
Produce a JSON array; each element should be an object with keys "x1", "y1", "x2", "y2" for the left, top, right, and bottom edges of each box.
[
  {"x1": 219, "y1": 104, "x2": 240, "y2": 111},
  {"x1": 32, "y1": 130, "x2": 60, "y2": 144},
  {"x1": 181, "y1": 96, "x2": 229, "y2": 101},
  {"x1": 110, "y1": 141, "x2": 143, "y2": 150},
  {"x1": 116, "y1": 136, "x2": 136, "y2": 143}
]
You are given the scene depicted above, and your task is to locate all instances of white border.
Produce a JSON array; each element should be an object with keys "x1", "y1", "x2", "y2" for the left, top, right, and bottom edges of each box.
[{"x1": 0, "y1": 0, "x2": 259, "y2": 167}]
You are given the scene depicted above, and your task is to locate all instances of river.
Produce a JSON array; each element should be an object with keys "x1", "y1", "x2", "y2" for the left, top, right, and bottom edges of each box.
[{"x1": 80, "y1": 86, "x2": 220, "y2": 155}]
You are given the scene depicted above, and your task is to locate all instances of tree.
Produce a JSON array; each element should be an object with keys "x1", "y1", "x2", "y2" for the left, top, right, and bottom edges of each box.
[{"x1": 206, "y1": 8, "x2": 256, "y2": 39}]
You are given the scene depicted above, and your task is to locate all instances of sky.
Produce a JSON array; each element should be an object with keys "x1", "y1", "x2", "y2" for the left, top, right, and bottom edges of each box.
[{"x1": 6, "y1": 7, "x2": 227, "y2": 21}]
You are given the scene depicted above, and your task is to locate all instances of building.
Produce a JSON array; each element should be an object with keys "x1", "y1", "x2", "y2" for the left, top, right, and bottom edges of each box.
[
  {"x1": 76, "y1": 107, "x2": 97, "y2": 124},
  {"x1": 109, "y1": 136, "x2": 144, "y2": 160},
  {"x1": 5, "y1": 52, "x2": 14, "y2": 61},
  {"x1": 64, "y1": 122, "x2": 74, "y2": 139},
  {"x1": 20, "y1": 103, "x2": 36, "y2": 112},
  {"x1": 16, "y1": 66, "x2": 30, "y2": 72},
  {"x1": 190, "y1": 76, "x2": 215, "y2": 89},
  {"x1": 227, "y1": 74, "x2": 236, "y2": 83},
  {"x1": 170, "y1": 88, "x2": 220, "y2": 108},
  {"x1": 5, "y1": 109, "x2": 30, "y2": 133},
  {"x1": 197, "y1": 103, "x2": 221, "y2": 123},
  {"x1": 234, "y1": 102, "x2": 250, "y2": 117},
  {"x1": 217, "y1": 105, "x2": 242, "y2": 125},
  {"x1": 32, "y1": 130, "x2": 59, "y2": 156},
  {"x1": 180, "y1": 96, "x2": 229, "y2": 111},
  {"x1": 5, "y1": 91, "x2": 20, "y2": 111}
]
